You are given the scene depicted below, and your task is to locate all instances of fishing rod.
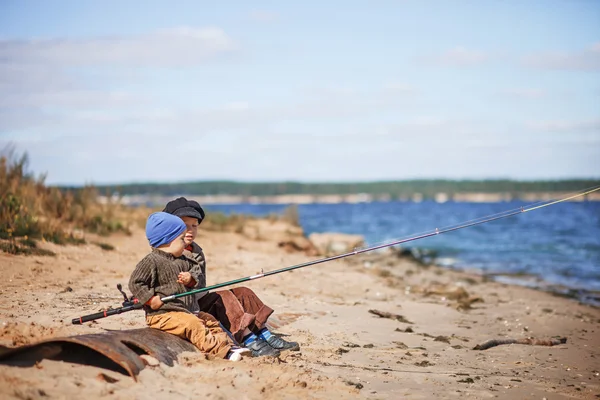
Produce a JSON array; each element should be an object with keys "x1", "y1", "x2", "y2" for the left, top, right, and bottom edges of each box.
[{"x1": 71, "y1": 186, "x2": 600, "y2": 325}]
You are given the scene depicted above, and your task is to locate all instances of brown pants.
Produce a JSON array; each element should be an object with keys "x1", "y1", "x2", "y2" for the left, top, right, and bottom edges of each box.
[
  {"x1": 198, "y1": 287, "x2": 274, "y2": 343},
  {"x1": 146, "y1": 311, "x2": 232, "y2": 359}
]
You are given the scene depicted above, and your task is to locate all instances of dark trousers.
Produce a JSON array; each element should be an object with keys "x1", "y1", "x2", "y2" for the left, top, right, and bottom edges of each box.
[{"x1": 198, "y1": 287, "x2": 274, "y2": 343}]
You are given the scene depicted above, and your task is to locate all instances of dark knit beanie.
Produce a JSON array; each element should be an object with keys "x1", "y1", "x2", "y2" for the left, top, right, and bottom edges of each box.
[
  {"x1": 163, "y1": 197, "x2": 205, "y2": 223},
  {"x1": 146, "y1": 212, "x2": 186, "y2": 248}
]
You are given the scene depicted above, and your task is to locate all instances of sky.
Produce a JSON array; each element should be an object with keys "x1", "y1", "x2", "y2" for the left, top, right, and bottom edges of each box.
[{"x1": 0, "y1": 0, "x2": 599, "y2": 185}]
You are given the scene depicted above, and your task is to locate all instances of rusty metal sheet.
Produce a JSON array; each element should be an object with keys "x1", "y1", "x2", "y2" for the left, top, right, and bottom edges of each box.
[{"x1": 0, "y1": 328, "x2": 199, "y2": 380}]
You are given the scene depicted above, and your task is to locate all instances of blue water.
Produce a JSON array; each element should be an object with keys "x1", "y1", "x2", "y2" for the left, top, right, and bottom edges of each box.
[{"x1": 205, "y1": 201, "x2": 600, "y2": 300}]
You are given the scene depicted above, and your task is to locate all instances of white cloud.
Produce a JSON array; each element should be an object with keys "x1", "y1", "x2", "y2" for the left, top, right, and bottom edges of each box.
[
  {"x1": 0, "y1": 26, "x2": 239, "y2": 132},
  {"x1": 526, "y1": 118, "x2": 600, "y2": 133},
  {"x1": 0, "y1": 63, "x2": 134, "y2": 112},
  {"x1": 0, "y1": 89, "x2": 146, "y2": 109},
  {"x1": 4, "y1": 111, "x2": 598, "y2": 184},
  {"x1": 424, "y1": 46, "x2": 489, "y2": 67},
  {"x1": 248, "y1": 10, "x2": 280, "y2": 22},
  {"x1": 0, "y1": 26, "x2": 238, "y2": 67},
  {"x1": 223, "y1": 101, "x2": 251, "y2": 111},
  {"x1": 0, "y1": 63, "x2": 77, "y2": 93},
  {"x1": 309, "y1": 86, "x2": 358, "y2": 97},
  {"x1": 0, "y1": 81, "x2": 420, "y2": 145},
  {"x1": 499, "y1": 88, "x2": 546, "y2": 99},
  {"x1": 383, "y1": 82, "x2": 416, "y2": 94},
  {"x1": 522, "y1": 42, "x2": 600, "y2": 71}
]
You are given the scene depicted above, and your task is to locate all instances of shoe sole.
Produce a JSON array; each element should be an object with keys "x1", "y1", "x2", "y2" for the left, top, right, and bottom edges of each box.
[
  {"x1": 275, "y1": 345, "x2": 300, "y2": 352},
  {"x1": 251, "y1": 354, "x2": 280, "y2": 358}
]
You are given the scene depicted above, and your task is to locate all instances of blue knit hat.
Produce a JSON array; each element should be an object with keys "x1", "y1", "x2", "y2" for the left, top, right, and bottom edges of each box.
[{"x1": 146, "y1": 212, "x2": 186, "y2": 248}]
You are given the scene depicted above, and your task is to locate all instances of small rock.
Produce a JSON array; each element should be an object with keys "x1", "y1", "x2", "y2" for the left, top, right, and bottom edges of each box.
[
  {"x1": 414, "y1": 360, "x2": 434, "y2": 367},
  {"x1": 344, "y1": 380, "x2": 364, "y2": 390},
  {"x1": 434, "y1": 336, "x2": 451, "y2": 344},
  {"x1": 140, "y1": 354, "x2": 160, "y2": 366},
  {"x1": 96, "y1": 373, "x2": 119, "y2": 383}
]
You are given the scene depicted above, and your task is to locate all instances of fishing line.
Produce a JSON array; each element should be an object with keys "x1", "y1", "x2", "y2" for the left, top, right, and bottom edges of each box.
[{"x1": 72, "y1": 185, "x2": 600, "y2": 324}]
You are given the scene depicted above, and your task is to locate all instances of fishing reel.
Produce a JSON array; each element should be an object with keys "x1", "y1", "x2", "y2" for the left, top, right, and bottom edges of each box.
[{"x1": 117, "y1": 283, "x2": 138, "y2": 307}]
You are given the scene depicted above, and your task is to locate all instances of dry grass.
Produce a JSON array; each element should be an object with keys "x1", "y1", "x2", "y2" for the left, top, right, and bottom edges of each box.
[{"x1": 0, "y1": 146, "x2": 149, "y2": 255}]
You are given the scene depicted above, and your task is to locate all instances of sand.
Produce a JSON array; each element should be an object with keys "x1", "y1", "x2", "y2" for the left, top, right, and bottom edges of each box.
[{"x1": 0, "y1": 219, "x2": 598, "y2": 399}]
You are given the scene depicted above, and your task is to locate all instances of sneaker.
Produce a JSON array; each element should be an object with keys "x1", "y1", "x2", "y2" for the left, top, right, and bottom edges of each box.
[
  {"x1": 227, "y1": 346, "x2": 252, "y2": 362},
  {"x1": 246, "y1": 337, "x2": 281, "y2": 357},
  {"x1": 266, "y1": 334, "x2": 300, "y2": 351}
]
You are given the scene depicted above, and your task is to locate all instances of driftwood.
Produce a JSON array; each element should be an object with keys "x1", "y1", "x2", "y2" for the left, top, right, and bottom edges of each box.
[
  {"x1": 473, "y1": 337, "x2": 567, "y2": 350},
  {"x1": 0, "y1": 328, "x2": 199, "y2": 379},
  {"x1": 368, "y1": 309, "x2": 413, "y2": 324},
  {"x1": 422, "y1": 285, "x2": 484, "y2": 311}
]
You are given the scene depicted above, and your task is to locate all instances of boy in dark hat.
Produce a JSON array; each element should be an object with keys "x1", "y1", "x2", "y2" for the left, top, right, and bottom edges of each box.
[
  {"x1": 128, "y1": 211, "x2": 251, "y2": 361},
  {"x1": 162, "y1": 197, "x2": 206, "y2": 314},
  {"x1": 163, "y1": 197, "x2": 300, "y2": 358}
]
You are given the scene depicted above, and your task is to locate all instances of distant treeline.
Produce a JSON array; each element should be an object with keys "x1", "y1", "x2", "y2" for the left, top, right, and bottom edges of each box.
[{"x1": 61, "y1": 179, "x2": 600, "y2": 198}]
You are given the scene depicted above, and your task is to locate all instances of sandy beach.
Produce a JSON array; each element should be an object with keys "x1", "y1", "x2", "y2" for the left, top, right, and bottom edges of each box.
[{"x1": 0, "y1": 218, "x2": 598, "y2": 399}]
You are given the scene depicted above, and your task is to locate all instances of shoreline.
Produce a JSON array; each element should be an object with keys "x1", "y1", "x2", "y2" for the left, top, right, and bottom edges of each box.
[
  {"x1": 395, "y1": 248, "x2": 600, "y2": 308},
  {"x1": 483, "y1": 272, "x2": 600, "y2": 306},
  {"x1": 102, "y1": 191, "x2": 600, "y2": 206},
  {"x1": 1, "y1": 219, "x2": 599, "y2": 399}
]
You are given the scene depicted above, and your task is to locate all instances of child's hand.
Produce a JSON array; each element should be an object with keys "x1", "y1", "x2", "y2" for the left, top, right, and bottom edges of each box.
[
  {"x1": 146, "y1": 295, "x2": 163, "y2": 310},
  {"x1": 177, "y1": 272, "x2": 193, "y2": 286}
]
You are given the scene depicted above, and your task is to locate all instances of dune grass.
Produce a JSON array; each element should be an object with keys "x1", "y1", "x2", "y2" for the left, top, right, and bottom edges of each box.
[{"x1": 0, "y1": 146, "x2": 142, "y2": 255}]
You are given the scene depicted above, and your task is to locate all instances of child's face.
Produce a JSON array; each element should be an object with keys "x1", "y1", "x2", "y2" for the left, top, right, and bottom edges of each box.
[
  {"x1": 181, "y1": 216, "x2": 199, "y2": 245},
  {"x1": 160, "y1": 231, "x2": 186, "y2": 257},
  {"x1": 171, "y1": 231, "x2": 187, "y2": 257}
]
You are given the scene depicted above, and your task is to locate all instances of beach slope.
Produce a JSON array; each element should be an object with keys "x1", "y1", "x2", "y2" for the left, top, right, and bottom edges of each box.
[{"x1": 0, "y1": 220, "x2": 598, "y2": 399}]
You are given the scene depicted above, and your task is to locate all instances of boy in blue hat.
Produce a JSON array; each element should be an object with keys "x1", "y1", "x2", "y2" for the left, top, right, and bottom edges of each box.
[{"x1": 128, "y1": 212, "x2": 251, "y2": 361}]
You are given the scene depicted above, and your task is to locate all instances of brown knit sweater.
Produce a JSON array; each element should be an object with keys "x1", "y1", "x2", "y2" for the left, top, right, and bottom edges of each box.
[
  {"x1": 183, "y1": 242, "x2": 206, "y2": 288},
  {"x1": 128, "y1": 248, "x2": 202, "y2": 316}
]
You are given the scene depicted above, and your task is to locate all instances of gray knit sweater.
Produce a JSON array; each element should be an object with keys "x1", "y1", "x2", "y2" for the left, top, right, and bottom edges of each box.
[
  {"x1": 183, "y1": 242, "x2": 208, "y2": 307},
  {"x1": 183, "y1": 242, "x2": 206, "y2": 287},
  {"x1": 128, "y1": 248, "x2": 202, "y2": 316}
]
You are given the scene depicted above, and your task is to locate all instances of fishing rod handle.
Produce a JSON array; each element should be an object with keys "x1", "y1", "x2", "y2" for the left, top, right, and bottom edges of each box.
[
  {"x1": 71, "y1": 310, "x2": 112, "y2": 325},
  {"x1": 71, "y1": 304, "x2": 142, "y2": 325}
]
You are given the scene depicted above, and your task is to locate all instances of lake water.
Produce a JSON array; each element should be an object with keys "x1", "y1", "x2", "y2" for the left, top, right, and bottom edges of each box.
[{"x1": 203, "y1": 200, "x2": 600, "y2": 305}]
